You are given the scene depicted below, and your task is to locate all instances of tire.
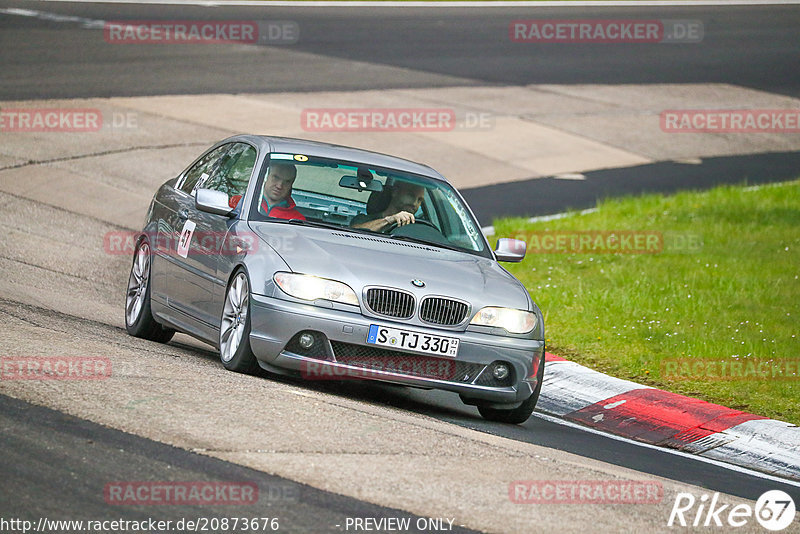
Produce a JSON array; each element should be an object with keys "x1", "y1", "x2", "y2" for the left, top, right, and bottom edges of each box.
[
  {"x1": 219, "y1": 269, "x2": 259, "y2": 374},
  {"x1": 477, "y1": 352, "x2": 546, "y2": 424},
  {"x1": 125, "y1": 239, "x2": 175, "y2": 343}
]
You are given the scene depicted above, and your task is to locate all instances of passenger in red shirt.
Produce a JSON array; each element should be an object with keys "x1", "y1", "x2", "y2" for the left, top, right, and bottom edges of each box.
[{"x1": 258, "y1": 162, "x2": 305, "y2": 220}]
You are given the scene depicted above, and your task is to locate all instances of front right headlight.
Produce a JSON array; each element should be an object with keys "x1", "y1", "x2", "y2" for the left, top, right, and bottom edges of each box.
[
  {"x1": 470, "y1": 306, "x2": 536, "y2": 334},
  {"x1": 273, "y1": 272, "x2": 359, "y2": 306}
]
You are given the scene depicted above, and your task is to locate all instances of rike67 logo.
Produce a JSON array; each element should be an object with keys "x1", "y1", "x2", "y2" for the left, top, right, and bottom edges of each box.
[{"x1": 668, "y1": 490, "x2": 796, "y2": 531}]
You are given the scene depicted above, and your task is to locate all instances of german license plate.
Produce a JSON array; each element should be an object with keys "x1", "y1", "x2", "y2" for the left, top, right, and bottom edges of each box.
[{"x1": 366, "y1": 325, "x2": 459, "y2": 357}]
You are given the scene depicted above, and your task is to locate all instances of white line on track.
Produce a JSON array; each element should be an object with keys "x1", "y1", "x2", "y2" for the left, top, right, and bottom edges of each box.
[
  {"x1": 533, "y1": 411, "x2": 800, "y2": 489},
  {"x1": 33, "y1": 0, "x2": 800, "y2": 7},
  {"x1": 0, "y1": 7, "x2": 105, "y2": 26}
]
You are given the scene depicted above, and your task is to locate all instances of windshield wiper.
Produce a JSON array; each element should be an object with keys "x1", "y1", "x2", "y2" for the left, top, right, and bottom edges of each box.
[
  {"x1": 283, "y1": 218, "x2": 376, "y2": 236},
  {"x1": 388, "y1": 234, "x2": 464, "y2": 253},
  {"x1": 285, "y1": 218, "x2": 343, "y2": 231}
]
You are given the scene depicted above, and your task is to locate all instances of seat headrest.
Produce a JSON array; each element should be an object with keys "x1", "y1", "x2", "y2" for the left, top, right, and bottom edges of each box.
[{"x1": 366, "y1": 185, "x2": 393, "y2": 215}]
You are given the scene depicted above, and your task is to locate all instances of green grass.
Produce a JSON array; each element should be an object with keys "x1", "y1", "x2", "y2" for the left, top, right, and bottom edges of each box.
[{"x1": 492, "y1": 180, "x2": 800, "y2": 424}]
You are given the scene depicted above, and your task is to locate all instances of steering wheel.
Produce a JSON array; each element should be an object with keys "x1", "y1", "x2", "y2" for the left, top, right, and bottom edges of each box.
[{"x1": 385, "y1": 218, "x2": 439, "y2": 233}]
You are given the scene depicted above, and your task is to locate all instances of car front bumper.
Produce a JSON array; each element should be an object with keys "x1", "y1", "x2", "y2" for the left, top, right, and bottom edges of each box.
[{"x1": 248, "y1": 294, "x2": 543, "y2": 407}]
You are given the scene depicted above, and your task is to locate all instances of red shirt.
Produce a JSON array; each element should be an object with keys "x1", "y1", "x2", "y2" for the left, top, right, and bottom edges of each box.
[{"x1": 260, "y1": 196, "x2": 306, "y2": 220}]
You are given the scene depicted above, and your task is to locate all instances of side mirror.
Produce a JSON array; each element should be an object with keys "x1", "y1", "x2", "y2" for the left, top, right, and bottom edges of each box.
[
  {"x1": 196, "y1": 188, "x2": 234, "y2": 216},
  {"x1": 495, "y1": 238, "x2": 526, "y2": 262}
]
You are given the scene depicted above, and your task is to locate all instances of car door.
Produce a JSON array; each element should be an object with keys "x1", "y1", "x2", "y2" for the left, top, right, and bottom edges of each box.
[
  {"x1": 180, "y1": 142, "x2": 258, "y2": 328},
  {"x1": 153, "y1": 143, "x2": 231, "y2": 322}
]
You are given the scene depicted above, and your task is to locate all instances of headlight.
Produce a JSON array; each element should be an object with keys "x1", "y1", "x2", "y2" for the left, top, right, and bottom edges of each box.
[
  {"x1": 273, "y1": 272, "x2": 359, "y2": 306},
  {"x1": 470, "y1": 307, "x2": 536, "y2": 334}
]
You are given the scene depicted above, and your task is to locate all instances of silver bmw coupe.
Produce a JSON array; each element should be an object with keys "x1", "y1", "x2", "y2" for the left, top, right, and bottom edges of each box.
[{"x1": 125, "y1": 135, "x2": 545, "y2": 423}]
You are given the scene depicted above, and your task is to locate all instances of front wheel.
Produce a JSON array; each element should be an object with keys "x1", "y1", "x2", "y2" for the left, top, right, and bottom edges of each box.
[
  {"x1": 477, "y1": 353, "x2": 545, "y2": 424},
  {"x1": 219, "y1": 270, "x2": 259, "y2": 374},
  {"x1": 125, "y1": 239, "x2": 175, "y2": 343},
  {"x1": 477, "y1": 391, "x2": 539, "y2": 424}
]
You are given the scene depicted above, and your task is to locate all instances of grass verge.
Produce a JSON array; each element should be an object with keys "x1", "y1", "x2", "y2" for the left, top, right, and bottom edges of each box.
[{"x1": 492, "y1": 180, "x2": 800, "y2": 425}]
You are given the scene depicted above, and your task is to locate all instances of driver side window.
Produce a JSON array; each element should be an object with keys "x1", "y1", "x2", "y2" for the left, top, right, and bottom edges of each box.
[
  {"x1": 204, "y1": 143, "x2": 257, "y2": 199},
  {"x1": 179, "y1": 145, "x2": 230, "y2": 195}
]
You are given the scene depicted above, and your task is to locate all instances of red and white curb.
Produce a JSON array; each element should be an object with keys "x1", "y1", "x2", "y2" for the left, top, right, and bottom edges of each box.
[{"x1": 538, "y1": 353, "x2": 800, "y2": 482}]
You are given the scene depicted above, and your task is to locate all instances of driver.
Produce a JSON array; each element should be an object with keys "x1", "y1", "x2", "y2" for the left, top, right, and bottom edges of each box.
[
  {"x1": 258, "y1": 163, "x2": 305, "y2": 220},
  {"x1": 351, "y1": 181, "x2": 425, "y2": 232}
]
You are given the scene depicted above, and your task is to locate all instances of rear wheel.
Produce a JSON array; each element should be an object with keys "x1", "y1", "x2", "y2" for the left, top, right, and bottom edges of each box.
[
  {"x1": 477, "y1": 353, "x2": 545, "y2": 424},
  {"x1": 219, "y1": 270, "x2": 259, "y2": 374},
  {"x1": 125, "y1": 239, "x2": 175, "y2": 343}
]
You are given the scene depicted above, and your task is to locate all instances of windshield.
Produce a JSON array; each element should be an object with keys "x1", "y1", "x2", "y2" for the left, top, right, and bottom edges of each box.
[{"x1": 248, "y1": 153, "x2": 489, "y2": 257}]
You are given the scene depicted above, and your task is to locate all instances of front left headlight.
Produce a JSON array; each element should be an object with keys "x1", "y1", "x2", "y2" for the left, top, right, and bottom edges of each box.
[
  {"x1": 273, "y1": 272, "x2": 359, "y2": 306},
  {"x1": 470, "y1": 306, "x2": 536, "y2": 334}
]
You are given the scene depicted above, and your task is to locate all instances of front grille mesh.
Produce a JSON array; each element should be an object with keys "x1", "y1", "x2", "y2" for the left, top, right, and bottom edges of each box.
[
  {"x1": 419, "y1": 297, "x2": 469, "y2": 326},
  {"x1": 365, "y1": 288, "x2": 415, "y2": 319},
  {"x1": 330, "y1": 341, "x2": 483, "y2": 383}
]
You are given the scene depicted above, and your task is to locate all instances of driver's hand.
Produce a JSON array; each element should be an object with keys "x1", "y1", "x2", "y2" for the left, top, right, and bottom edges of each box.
[{"x1": 387, "y1": 211, "x2": 415, "y2": 227}]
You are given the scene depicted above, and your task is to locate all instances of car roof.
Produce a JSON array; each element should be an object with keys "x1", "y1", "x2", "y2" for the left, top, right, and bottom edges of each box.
[{"x1": 228, "y1": 134, "x2": 449, "y2": 183}]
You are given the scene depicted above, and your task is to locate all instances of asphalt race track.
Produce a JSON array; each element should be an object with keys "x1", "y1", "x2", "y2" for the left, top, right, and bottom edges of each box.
[
  {"x1": 1, "y1": 2, "x2": 799, "y2": 98},
  {"x1": 0, "y1": 393, "x2": 477, "y2": 534},
  {"x1": 1, "y1": 1, "x2": 800, "y2": 532}
]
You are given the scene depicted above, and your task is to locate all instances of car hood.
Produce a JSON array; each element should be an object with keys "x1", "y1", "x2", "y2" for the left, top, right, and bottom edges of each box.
[{"x1": 249, "y1": 222, "x2": 531, "y2": 311}]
